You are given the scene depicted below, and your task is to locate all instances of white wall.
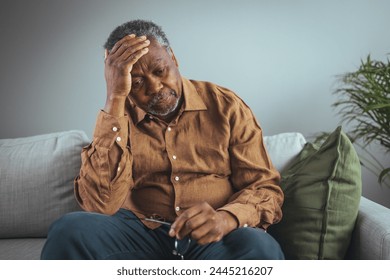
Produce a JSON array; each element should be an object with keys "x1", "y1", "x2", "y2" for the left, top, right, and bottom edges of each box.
[{"x1": 1, "y1": 0, "x2": 389, "y2": 206}]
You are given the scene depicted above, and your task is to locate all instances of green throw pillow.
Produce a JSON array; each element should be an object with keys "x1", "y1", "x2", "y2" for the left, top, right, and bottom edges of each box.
[{"x1": 268, "y1": 126, "x2": 362, "y2": 259}]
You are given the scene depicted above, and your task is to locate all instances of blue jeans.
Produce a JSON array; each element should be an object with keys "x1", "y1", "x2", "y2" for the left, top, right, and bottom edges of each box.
[{"x1": 40, "y1": 209, "x2": 284, "y2": 260}]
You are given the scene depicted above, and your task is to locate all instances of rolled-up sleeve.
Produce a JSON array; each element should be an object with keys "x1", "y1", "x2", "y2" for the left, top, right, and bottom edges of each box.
[{"x1": 74, "y1": 110, "x2": 133, "y2": 215}]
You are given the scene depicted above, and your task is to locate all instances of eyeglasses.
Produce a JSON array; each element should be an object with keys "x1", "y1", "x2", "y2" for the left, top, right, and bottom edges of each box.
[{"x1": 124, "y1": 216, "x2": 191, "y2": 260}]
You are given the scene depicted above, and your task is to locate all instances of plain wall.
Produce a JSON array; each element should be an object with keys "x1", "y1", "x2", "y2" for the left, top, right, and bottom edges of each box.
[{"x1": 1, "y1": 0, "x2": 389, "y2": 207}]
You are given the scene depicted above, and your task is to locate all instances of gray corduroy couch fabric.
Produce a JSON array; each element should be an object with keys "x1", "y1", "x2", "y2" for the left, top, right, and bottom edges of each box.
[{"x1": 0, "y1": 130, "x2": 389, "y2": 260}]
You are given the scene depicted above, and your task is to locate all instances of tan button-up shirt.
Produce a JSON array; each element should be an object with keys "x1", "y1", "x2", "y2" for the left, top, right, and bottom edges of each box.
[{"x1": 75, "y1": 78, "x2": 283, "y2": 229}]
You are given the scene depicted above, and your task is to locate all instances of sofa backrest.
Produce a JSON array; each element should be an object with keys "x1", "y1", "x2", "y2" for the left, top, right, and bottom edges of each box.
[
  {"x1": 0, "y1": 130, "x2": 90, "y2": 238},
  {"x1": 0, "y1": 130, "x2": 305, "y2": 238},
  {"x1": 263, "y1": 132, "x2": 307, "y2": 173}
]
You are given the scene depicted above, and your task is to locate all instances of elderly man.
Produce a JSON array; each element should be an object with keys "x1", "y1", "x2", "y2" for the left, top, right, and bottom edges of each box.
[{"x1": 41, "y1": 20, "x2": 284, "y2": 260}]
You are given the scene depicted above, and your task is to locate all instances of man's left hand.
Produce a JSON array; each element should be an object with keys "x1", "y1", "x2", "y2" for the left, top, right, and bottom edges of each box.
[{"x1": 169, "y1": 202, "x2": 238, "y2": 245}]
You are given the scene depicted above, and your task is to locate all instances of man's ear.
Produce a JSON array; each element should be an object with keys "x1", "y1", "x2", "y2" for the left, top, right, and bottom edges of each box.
[
  {"x1": 104, "y1": 49, "x2": 108, "y2": 60},
  {"x1": 169, "y1": 48, "x2": 179, "y2": 67}
]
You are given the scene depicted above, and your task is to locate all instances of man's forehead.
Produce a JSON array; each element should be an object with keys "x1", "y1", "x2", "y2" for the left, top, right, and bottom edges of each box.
[{"x1": 132, "y1": 56, "x2": 166, "y2": 75}]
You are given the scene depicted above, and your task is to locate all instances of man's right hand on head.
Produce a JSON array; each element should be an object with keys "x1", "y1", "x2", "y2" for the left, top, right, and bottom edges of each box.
[{"x1": 103, "y1": 34, "x2": 150, "y2": 117}]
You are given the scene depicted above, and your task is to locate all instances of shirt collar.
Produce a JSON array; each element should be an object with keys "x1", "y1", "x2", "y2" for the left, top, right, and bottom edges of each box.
[
  {"x1": 181, "y1": 77, "x2": 207, "y2": 112},
  {"x1": 128, "y1": 77, "x2": 207, "y2": 125}
]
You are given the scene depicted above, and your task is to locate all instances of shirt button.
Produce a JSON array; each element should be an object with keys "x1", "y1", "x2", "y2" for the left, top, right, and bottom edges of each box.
[
  {"x1": 243, "y1": 224, "x2": 248, "y2": 228},
  {"x1": 167, "y1": 127, "x2": 172, "y2": 132},
  {"x1": 175, "y1": 206, "x2": 180, "y2": 212},
  {"x1": 112, "y1": 126, "x2": 118, "y2": 132},
  {"x1": 172, "y1": 155, "x2": 177, "y2": 160},
  {"x1": 117, "y1": 166, "x2": 121, "y2": 172},
  {"x1": 116, "y1": 136, "x2": 121, "y2": 142},
  {"x1": 174, "y1": 176, "x2": 180, "y2": 181}
]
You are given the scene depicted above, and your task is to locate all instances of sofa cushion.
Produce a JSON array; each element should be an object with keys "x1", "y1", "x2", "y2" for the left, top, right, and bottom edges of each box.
[
  {"x1": 268, "y1": 126, "x2": 362, "y2": 259},
  {"x1": 263, "y1": 132, "x2": 307, "y2": 173},
  {"x1": 0, "y1": 238, "x2": 46, "y2": 260},
  {"x1": 0, "y1": 130, "x2": 90, "y2": 238}
]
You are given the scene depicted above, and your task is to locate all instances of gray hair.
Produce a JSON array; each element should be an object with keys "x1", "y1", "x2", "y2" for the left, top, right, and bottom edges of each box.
[{"x1": 103, "y1": 20, "x2": 171, "y2": 52}]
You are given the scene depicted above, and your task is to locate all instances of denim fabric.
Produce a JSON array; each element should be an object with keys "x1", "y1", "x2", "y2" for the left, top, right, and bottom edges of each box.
[{"x1": 41, "y1": 209, "x2": 284, "y2": 260}]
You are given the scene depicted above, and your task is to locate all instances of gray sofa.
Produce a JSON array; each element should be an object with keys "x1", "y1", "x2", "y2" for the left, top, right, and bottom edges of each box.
[{"x1": 0, "y1": 130, "x2": 389, "y2": 260}]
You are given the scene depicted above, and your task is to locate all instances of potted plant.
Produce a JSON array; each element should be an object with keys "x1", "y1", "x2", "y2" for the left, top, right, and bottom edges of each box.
[{"x1": 328, "y1": 54, "x2": 390, "y2": 187}]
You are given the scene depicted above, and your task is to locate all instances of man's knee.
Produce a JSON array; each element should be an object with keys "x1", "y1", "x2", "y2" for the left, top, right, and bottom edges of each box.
[
  {"x1": 41, "y1": 211, "x2": 108, "y2": 259},
  {"x1": 47, "y1": 212, "x2": 99, "y2": 240},
  {"x1": 224, "y1": 227, "x2": 284, "y2": 260}
]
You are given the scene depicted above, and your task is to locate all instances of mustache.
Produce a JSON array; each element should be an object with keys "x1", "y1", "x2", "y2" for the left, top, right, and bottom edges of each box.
[{"x1": 148, "y1": 89, "x2": 178, "y2": 106}]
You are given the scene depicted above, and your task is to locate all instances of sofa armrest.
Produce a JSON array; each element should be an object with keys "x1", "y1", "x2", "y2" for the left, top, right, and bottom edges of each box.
[{"x1": 347, "y1": 196, "x2": 390, "y2": 259}]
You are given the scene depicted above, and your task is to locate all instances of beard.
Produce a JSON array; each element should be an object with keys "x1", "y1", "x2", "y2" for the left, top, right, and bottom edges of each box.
[{"x1": 146, "y1": 89, "x2": 180, "y2": 117}]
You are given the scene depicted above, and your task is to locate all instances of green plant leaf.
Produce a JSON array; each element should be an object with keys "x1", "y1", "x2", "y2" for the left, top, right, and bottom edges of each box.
[
  {"x1": 332, "y1": 53, "x2": 390, "y2": 187},
  {"x1": 364, "y1": 103, "x2": 390, "y2": 111}
]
